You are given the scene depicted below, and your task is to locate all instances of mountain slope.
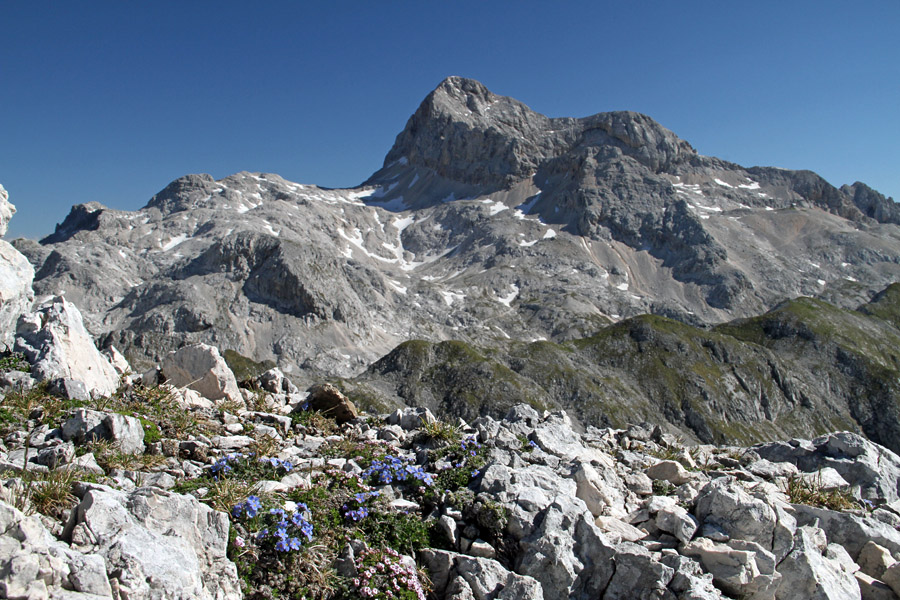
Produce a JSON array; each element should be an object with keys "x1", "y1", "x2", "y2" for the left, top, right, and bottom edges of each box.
[
  {"x1": 13, "y1": 77, "x2": 900, "y2": 385},
  {"x1": 347, "y1": 287, "x2": 900, "y2": 454}
]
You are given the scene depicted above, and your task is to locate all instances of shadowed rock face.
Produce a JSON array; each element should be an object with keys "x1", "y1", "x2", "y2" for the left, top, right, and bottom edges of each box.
[{"x1": 11, "y1": 78, "x2": 900, "y2": 437}]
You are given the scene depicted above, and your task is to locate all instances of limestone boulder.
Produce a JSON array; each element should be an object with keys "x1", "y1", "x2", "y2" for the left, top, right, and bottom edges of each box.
[
  {"x1": 515, "y1": 495, "x2": 616, "y2": 599},
  {"x1": 0, "y1": 240, "x2": 34, "y2": 349},
  {"x1": 0, "y1": 184, "x2": 13, "y2": 236},
  {"x1": 419, "y1": 549, "x2": 543, "y2": 600},
  {"x1": 61, "y1": 408, "x2": 145, "y2": 455},
  {"x1": 64, "y1": 483, "x2": 241, "y2": 600},
  {"x1": 0, "y1": 498, "x2": 112, "y2": 599},
  {"x1": 15, "y1": 295, "x2": 118, "y2": 397},
  {"x1": 573, "y1": 460, "x2": 627, "y2": 518},
  {"x1": 775, "y1": 526, "x2": 861, "y2": 600},
  {"x1": 162, "y1": 343, "x2": 241, "y2": 403},
  {"x1": 682, "y1": 537, "x2": 781, "y2": 600},
  {"x1": 791, "y1": 503, "x2": 900, "y2": 560},
  {"x1": 754, "y1": 432, "x2": 900, "y2": 503},
  {"x1": 694, "y1": 476, "x2": 796, "y2": 561}
]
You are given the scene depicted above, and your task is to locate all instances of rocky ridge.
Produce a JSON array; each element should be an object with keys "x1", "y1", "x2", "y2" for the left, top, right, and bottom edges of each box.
[
  {"x1": 1, "y1": 208, "x2": 899, "y2": 597},
  {"x1": 12, "y1": 77, "x2": 900, "y2": 381}
]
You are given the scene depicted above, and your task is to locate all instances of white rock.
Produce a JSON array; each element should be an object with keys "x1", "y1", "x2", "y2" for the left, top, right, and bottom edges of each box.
[
  {"x1": 797, "y1": 467, "x2": 852, "y2": 490},
  {"x1": 594, "y1": 515, "x2": 647, "y2": 543},
  {"x1": 776, "y1": 526, "x2": 862, "y2": 600},
  {"x1": 573, "y1": 460, "x2": 627, "y2": 518},
  {"x1": 61, "y1": 408, "x2": 145, "y2": 455},
  {"x1": 516, "y1": 495, "x2": 615, "y2": 599},
  {"x1": 694, "y1": 476, "x2": 795, "y2": 561},
  {"x1": 64, "y1": 484, "x2": 241, "y2": 600},
  {"x1": 647, "y1": 459, "x2": 695, "y2": 485},
  {"x1": 656, "y1": 504, "x2": 699, "y2": 544},
  {"x1": 162, "y1": 343, "x2": 241, "y2": 402},
  {"x1": 419, "y1": 549, "x2": 543, "y2": 600},
  {"x1": 791, "y1": 503, "x2": 900, "y2": 560},
  {"x1": 883, "y1": 562, "x2": 900, "y2": 597},
  {"x1": 0, "y1": 240, "x2": 34, "y2": 348},
  {"x1": 0, "y1": 184, "x2": 14, "y2": 236},
  {"x1": 102, "y1": 345, "x2": 132, "y2": 376},
  {"x1": 601, "y1": 542, "x2": 675, "y2": 599},
  {"x1": 682, "y1": 536, "x2": 780, "y2": 600},
  {"x1": 0, "y1": 498, "x2": 112, "y2": 598},
  {"x1": 14, "y1": 295, "x2": 118, "y2": 397},
  {"x1": 858, "y1": 541, "x2": 898, "y2": 580},
  {"x1": 854, "y1": 572, "x2": 897, "y2": 600},
  {"x1": 755, "y1": 433, "x2": 900, "y2": 503}
]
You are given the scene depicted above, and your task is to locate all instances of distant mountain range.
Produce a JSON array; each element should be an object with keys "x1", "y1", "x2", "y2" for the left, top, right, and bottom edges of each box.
[{"x1": 15, "y1": 76, "x2": 900, "y2": 449}]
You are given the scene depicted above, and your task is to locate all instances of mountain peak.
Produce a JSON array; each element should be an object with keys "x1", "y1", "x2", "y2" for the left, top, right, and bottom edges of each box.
[{"x1": 374, "y1": 77, "x2": 697, "y2": 191}]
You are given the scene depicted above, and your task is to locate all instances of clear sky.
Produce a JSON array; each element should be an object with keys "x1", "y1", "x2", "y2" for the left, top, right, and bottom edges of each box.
[{"x1": 2, "y1": 1, "x2": 898, "y2": 240}]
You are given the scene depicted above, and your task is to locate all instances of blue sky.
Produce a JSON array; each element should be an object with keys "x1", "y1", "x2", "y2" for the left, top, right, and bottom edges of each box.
[{"x1": 2, "y1": 1, "x2": 898, "y2": 239}]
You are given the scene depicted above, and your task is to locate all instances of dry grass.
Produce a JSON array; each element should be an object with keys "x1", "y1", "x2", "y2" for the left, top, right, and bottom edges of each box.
[{"x1": 785, "y1": 473, "x2": 856, "y2": 511}]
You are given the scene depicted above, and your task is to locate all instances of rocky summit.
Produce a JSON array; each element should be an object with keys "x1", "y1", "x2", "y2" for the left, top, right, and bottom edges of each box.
[{"x1": 2, "y1": 77, "x2": 900, "y2": 599}]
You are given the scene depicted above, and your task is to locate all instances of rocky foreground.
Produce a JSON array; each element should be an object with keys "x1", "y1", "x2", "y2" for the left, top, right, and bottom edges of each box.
[{"x1": 3, "y1": 335, "x2": 900, "y2": 600}]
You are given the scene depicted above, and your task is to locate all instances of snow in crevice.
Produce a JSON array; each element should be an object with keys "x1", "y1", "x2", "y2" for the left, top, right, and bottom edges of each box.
[
  {"x1": 673, "y1": 183, "x2": 705, "y2": 197},
  {"x1": 515, "y1": 193, "x2": 541, "y2": 218},
  {"x1": 392, "y1": 216, "x2": 415, "y2": 233},
  {"x1": 388, "y1": 279, "x2": 408, "y2": 295},
  {"x1": 495, "y1": 284, "x2": 520, "y2": 306},
  {"x1": 408, "y1": 174, "x2": 419, "y2": 188},
  {"x1": 162, "y1": 235, "x2": 188, "y2": 251}
]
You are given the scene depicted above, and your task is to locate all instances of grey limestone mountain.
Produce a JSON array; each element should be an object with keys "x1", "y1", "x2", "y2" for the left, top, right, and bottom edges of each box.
[{"x1": 10, "y1": 76, "x2": 900, "y2": 446}]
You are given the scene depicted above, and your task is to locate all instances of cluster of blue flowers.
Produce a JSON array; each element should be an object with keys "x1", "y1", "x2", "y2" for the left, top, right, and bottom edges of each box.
[
  {"x1": 209, "y1": 453, "x2": 294, "y2": 479},
  {"x1": 259, "y1": 456, "x2": 293, "y2": 472},
  {"x1": 232, "y1": 495, "x2": 263, "y2": 518},
  {"x1": 342, "y1": 490, "x2": 381, "y2": 522},
  {"x1": 459, "y1": 436, "x2": 481, "y2": 454},
  {"x1": 210, "y1": 453, "x2": 244, "y2": 477},
  {"x1": 233, "y1": 497, "x2": 314, "y2": 553},
  {"x1": 361, "y1": 455, "x2": 435, "y2": 487}
]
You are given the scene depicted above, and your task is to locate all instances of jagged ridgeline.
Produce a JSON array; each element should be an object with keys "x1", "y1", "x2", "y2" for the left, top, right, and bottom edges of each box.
[{"x1": 14, "y1": 76, "x2": 900, "y2": 450}]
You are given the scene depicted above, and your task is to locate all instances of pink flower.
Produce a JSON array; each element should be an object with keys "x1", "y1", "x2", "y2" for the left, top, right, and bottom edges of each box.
[{"x1": 233, "y1": 537, "x2": 245, "y2": 548}]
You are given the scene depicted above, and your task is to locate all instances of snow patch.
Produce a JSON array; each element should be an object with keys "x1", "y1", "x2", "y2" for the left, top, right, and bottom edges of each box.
[
  {"x1": 515, "y1": 193, "x2": 541, "y2": 216},
  {"x1": 439, "y1": 290, "x2": 466, "y2": 307},
  {"x1": 162, "y1": 235, "x2": 187, "y2": 251},
  {"x1": 392, "y1": 216, "x2": 415, "y2": 233},
  {"x1": 714, "y1": 178, "x2": 734, "y2": 188},
  {"x1": 738, "y1": 180, "x2": 761, "y2": 190},
  {"x1": 482, "y1": 199, "x2": 508, "y2": 216},
  {"x1": 543, "y1": 229, "x2": 557, "y2": 239},
  {"x1": 495, "y1": 284, "x2": 519, "y2": 307},
  {"x1": 388, "y1": 279, "x2": 408, "y2": 295}
]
